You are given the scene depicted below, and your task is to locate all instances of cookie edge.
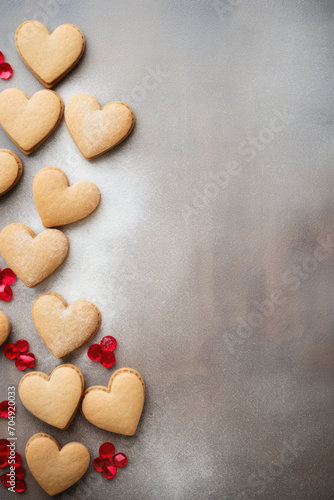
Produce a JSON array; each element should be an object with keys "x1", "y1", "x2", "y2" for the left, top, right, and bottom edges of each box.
[
  {"x1": 25, "y1": 432, "x2": 90, "y2": 496},
  {"x1": 0, "y1": 149, "x2": 23, "y2": 196},
  {"x1": 19, "y1": 364, "x2": 84, "y2": 430},
  {"x1": 0, "y1": 310, "x2": 11, "y2": 346},
  {"x1": 0, "y1": 89, "x2": 64, "y2": 155},
  {"x1": 65, "y1": 96, "x2": 135, "y2": 160},
  {"x1": 15, "y1": 21, "x2": 85, "y2": 89},
  {"x1": 0, "y1": 224, "x2": 69, "y2": 287},
  {"x1": 32, "y1": 292, "x2": 101, "y2": 358},
  {"x1": 81, "y1": 368, "x2": 145, "y2": 435},
  {"x1": 33, "y1": 166, "x2": 101, "y2": 227}
]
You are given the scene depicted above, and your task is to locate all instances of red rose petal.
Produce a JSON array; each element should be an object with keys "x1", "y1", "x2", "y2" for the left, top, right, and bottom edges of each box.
[
  {"x1": 0, "y1": 455, "x2": 8, "y2": 468},
  {"x1": 15, "y1": 352, "x2": 35, "y2": 370},
  {"x1": 0, "y1": 269, "x2": 16, "y2": 285},
  {"x1": 0, "y1": 440, "x2": 10, "y2": 459},
  {"x1": 16, "y1": 340, "x2": 29, "y2": 353},
  {"x1": 3, "y1": 343, "x2": 19, "y2": 360},
  {"x1": 15, "y1": 357, "x2": 27, "y2": 371},
  {"x1": 0, "y1": 284, "x2": 12, "y2": 302},
  {"x1": 100, "y1": 351, "x2": 115, "y2": 369},
  {"x1": 93, "y1": 457, "x2": 104, "y2": 472},
  {"x1": 102, "y1": 457, "x2": 113, "y2": 468},
  {"x1": 1, "y1": 472, "x2": 12, "y2": 487},
  {"x1": 0, "y1": 400, "x2": 14, "y2": 418},
  {"x1": 102, "y1": 464, "x2": 117, "y2": 479},
  {"x1": 12, "y1": 452, "x2": 21, "y2": 467},
  {"x1": 0, "y1": 401, "x2": 9, "y2": 418},
  {"x1": 0, "y1": 52, "x2": 4, "y2": 64},
  {"x1": 99, "y1": 442, "x2": 115, "y2": 460},
  {"x1": 0, "y1": 439, "x2": 10, "y2": 451},
  {"x1": 15, "y1": 479, "x2": 26, "y2": 493},
  {"x1": 113, "y1": 452, "x2": 128, "y2": 467},
  {"x1": 0, "y1": 63, "x2": 13, "y2": 80},
  {"x1": 15, "y1": 466, "x2": 25, "y2": 479},
  {"x1": 26, "y1": 352, "x2": 36, "y2": 368},
  {"x1": 87, "y1": 344, "x2": 102, "y2": 362},
  {"x1": 100, "y1": 336, "x2": 117, "y2": 352}
]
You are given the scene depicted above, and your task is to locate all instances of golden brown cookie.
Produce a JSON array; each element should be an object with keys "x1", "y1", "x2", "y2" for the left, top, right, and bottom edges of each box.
[
  {"x1": 0, "y1": 223, "x2": 69, "y2": 288},
  {"x1": 32, "y1": 292, "x2": 101, "y2": 358},
  {"x1": 0, "y1": 88, "x2": 64, "y2": 155},
  {"x1": 33, "y1": 167, "x2": 101, "y2": 227},
  {"x1": 65, "y1": 93, "x2": 135, "y2": 160},
  {"x1": 19, "y1": 365, "x2": 84, "y2": 429},
  {"x1": 26, "y1": 433, "x2": 90, "y2": 496},
  {"x1": 0, "y1": 311, "x2": 10, "y2": 347},
  {"x1": 15, "y1": 21, "x2": 85, "y2": 88},
  {"x1": 81, "y1": 368, "x2": 145, "y2": 436},
  {"x1": 0, "y1": 149, "x2": 23, "y2": 196}
]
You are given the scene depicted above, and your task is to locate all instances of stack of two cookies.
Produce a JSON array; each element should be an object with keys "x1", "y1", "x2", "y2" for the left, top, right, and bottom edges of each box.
[{"x1": 0, "y1": 20, "x2": 143, "y2": 497}]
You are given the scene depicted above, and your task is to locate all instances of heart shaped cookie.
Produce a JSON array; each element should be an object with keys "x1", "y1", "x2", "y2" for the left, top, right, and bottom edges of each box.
[
  {"x1": 26, "y1": 433, "x2": 90, "y2": 496},
  {"x1": 19, "y1": 365, "x2": 84, "y2": 429},
  {"x1": 33, "y1": 167, "x2": 101, "y2": 227},
  {"x1": 15, "y1": 21, "x2": 85, "y2": 88},
  {"x1": 82, "y1": 368, "x2": 145, "y2": 436},
  {"x1": 32, "y1": 292, "x2": 101, "y2": 358},
  {"x1": 0, "y1": 223, "x2": 69, "y2": 288},
  {"x1": 0, "y1": 88, "x2": 64, "y2": 155},
  {"x1": 0, "y1": 310, "x2": 10, "y2": 346},
  {"x1": 65, "y1": 93, "x2": 135, "y2": 160},
  {"x1": 0, "y1": 149, "x2": 23, "y2": 197}
]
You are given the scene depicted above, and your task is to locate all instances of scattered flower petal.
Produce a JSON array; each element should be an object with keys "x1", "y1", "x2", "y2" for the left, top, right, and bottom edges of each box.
[
  {"x1": 15, "y1": 352, "x2": 36, "y2": 370},
  {"x1": 100, "y1": 336, "x2": 117, "y2": 352},
  {"x1": 0, "y1": 269, "x2": 15, "y2": 286},
  {"x1": 0, "y1": 401, "x2": 14, "y2": 419},
  {"x1": 99, "y1": 442, "x2": 115, "y2": 459},
  {"x1": 102, "y1": 465, "x2": 117, "y2": 479},
  {"x1": 16, "y1": 340, "x2": 29, "y2": 354},
  {"x1": 0, "y1": 63, "x2": 13, "y2": 80},
  {"x1": 3, "y1": 343, "x2": 19, "y2": 360},
  {"x1": 93, "y1": 457, "x2": 104, "y2": 472},
  {"x1": 15, "y1": 478, "x2": 26, "y2": 493},
  {"x1": 0, "y1": 284, "x2": 12, "y2": 302},
  {"x1": 100, "y1": 351, "x2": 115, "y2": 369},
  {"x1": 87, "y1": 344, "x2": 102, "y2": 361},
  {"x1": 113, "y1": 452, "x2": 128, "y2": 468}
]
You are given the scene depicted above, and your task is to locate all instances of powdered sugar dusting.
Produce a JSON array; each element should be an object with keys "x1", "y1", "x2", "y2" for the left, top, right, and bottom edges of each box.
[
  {"x1": 0, "y1": 224, "x2": 68, "y2": 287},
  {"x1": 65, "y1": 94, "x2": 133, "y2": 157},
  {"x1": 33, "y1": 294, "x2": 100, "y2": 358}
]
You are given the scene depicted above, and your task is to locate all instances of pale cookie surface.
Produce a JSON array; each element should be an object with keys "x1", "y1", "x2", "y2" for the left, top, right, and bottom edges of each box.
[
  {"x1": 0, "y1": 149, "x2": 23, "y2": 196},
  {"x1": 0, "y1": 88, "x2": 63, "y2": 155},
  {"x1": 82, "y1": 368, "x2": 145, "y2": 436},
  {"x1": 0, "y1": 310, "x2": 10, "y2": 346},
  {"x1": 33, "y1": 167, "x2": 101, "y2": 227},
  {"x1": 19, "y1": 365, "x2": 84, "y2": 429},
  {"x1": 26, "y1": 433, "x2": 90, "y2": 496},
  {"x1": 0, "y1": 223, "x2": 69, "y2": 288},
  {"x1": 32, "y1": 292, "x2": 101, "y2": 358},
  {"x1": 65, "y1": 93, "x2": 135, "y2": 160},
  {"x1": 15, "y1": 21, "x2": 85, "y2": 88}
]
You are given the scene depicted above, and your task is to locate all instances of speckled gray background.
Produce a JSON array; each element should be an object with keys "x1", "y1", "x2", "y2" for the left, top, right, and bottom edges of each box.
[{"x1": 0, "y1": 0, "x2": 334, "y2": 499}]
